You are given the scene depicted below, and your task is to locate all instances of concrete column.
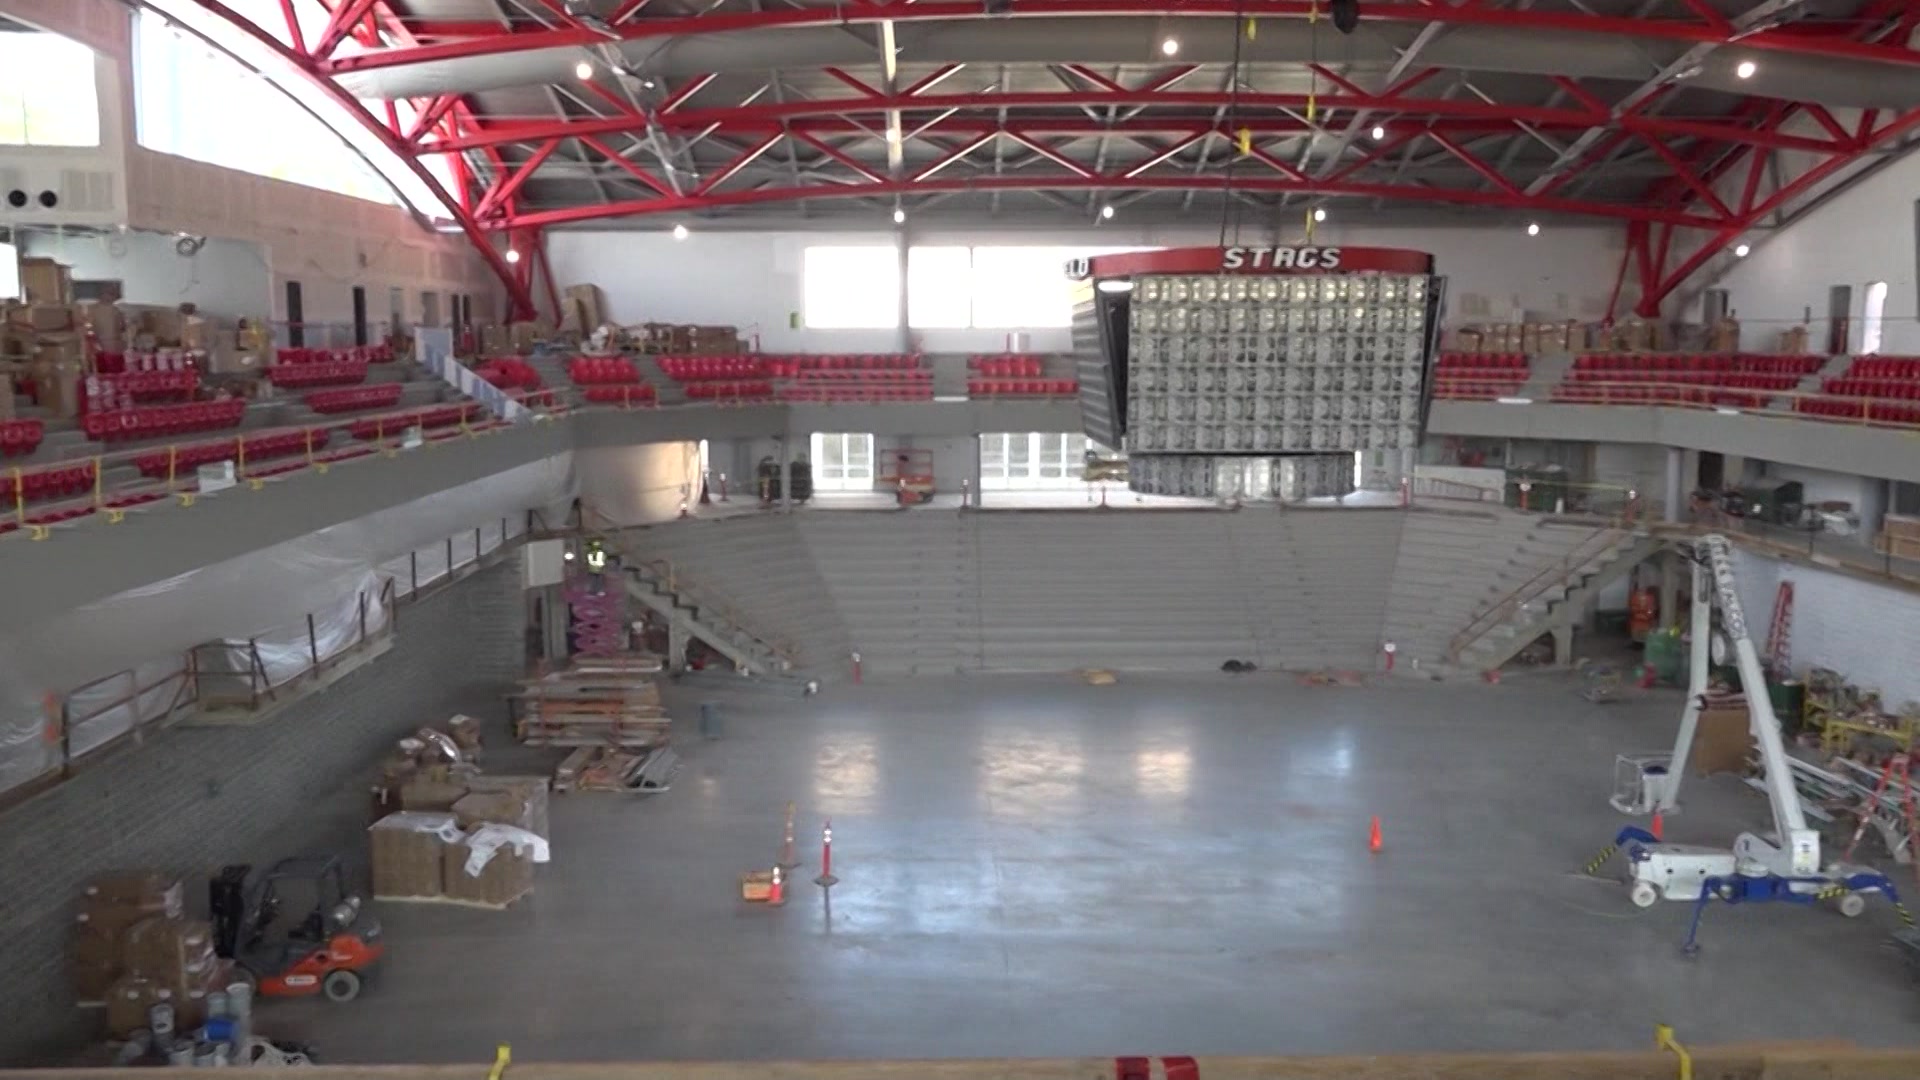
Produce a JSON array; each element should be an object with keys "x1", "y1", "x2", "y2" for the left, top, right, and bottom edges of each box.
[
  {"x1": 667, "y1": 615, "x2": 690, "y2": 673},
  {"x1": 1663, "y1": 446, "x2": 1685, "y2": 523},
  {"x1": 1657, "y1": 551, "x2": 1681, "y2": 630},
  {"x1": 966, "y1": 435, "x2": 984, "y2": 509},
  {"x1": 778, "y1": 431, "x2": 794, "y2": 513}
]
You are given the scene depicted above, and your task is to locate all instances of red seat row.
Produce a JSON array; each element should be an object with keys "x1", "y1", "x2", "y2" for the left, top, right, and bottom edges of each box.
[
  {"x1": 94, "y1": 350, "x2": 204, "y2": 375},
  {"x1": 659, "y1": 356, "x2": 770, "y2": 381},
  {"x1": 0, "y1": 419, "x2": 44, "y2": 457},
  {"x1": 276, "y1": 344, "x2": 394, "y2": 365},
  {"x1": 1433, "y1": 381, "x2": 1525, "y2": 401},
  {"x1": 268, "y1": 359, "x2": 368, "y2": 388},
  {"x1": 969, "y1": 355, "x2": 1045, "y2": 378},
  {"x1": 1794, "y1": 397, "x2": 1920, "y2": 425},
  {"x1": 778, "y1": 381, "x2": 934, "y2": 402},
  {"x1": 683, "y1": 380, "x2": 776, "y2": 401},
  {"x1": 347, "y1": 403, "x2": 482, "y2": 440},
  {"x1": 80, "y1": 399, "x2": 246, "y2": 442},
  {"x1": 1551, "y1": 386, "x2": 1770, "y2": 408},
  {"x1": 1822, "y1": 377, "x2": 1920, "y2": 400},
  {"x1": 131, "y1": 428, "x2": 332, "y2": 478},
  {"x1": 511, "y1": 389, "x2": 559, "y2": 409},
  {"x1": 1844, "y1": 357, "x2": 1920, "y2": 380},
  {"x1": 568, "y1": 357, "x2": 641, "y2": 385},
  {"x1": 1570, "y1": 370, "x2": 1800, "y2": 390},
  {"x1": 1437, "y1": 352, "x2": 1528, "y2": 371},
  {"x1": 967, "y1": 379, "x2": 1078, "y2": 397},
  {"x1": 584, "y1": 384, "x2": 659, "y2": 406},
  {"x1": 1, "y1": 461, "x2": 95, "y2": 503},
  {"x1": 1572, "y1": 353, "x2": 1821, "y2": 374},
  {"x1": 0, "y1": 491, "x2": 170, "y2": 535},
  {"x1": 475, "y1": 358, "x2": 542, "y2": 392},
  {"x1": 773, "y1": 353, "x2": 920, "y2": 372},
  {"x1": 305, "y1": 384, "x2": 404, "y2": 414},
  {"x1": 86, "y1": 370, "x2": 200, "y2": 406}
]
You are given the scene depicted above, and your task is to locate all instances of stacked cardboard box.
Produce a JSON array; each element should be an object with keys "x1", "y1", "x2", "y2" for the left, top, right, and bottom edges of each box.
[
  {"x1": 637, "y1": 322, "x2": 741, "y2": 355},
  {"x1": 21, "y1": 257, "x2": 73, "y2": 305},
  {"x1": 2, "y1": 302, "x2": 88, "y2": 418},
  {"x1": 370, "y1": 774, "x2": 551, "y2": 909},
  {"x1": 71, "y1": 872, "x2": 185, "y2": 1005},
  {"x1": 1876, "y1": 513, "x2": 1920, "y2": 561},
  {"x1": 557, "y1": 284, "x2": 606, "y2": 337}
]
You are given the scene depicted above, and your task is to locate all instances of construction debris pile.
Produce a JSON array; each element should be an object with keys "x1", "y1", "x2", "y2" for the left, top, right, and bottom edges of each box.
[{"x1": 514, "y1": 655, "x2": 680, "y2": 794}]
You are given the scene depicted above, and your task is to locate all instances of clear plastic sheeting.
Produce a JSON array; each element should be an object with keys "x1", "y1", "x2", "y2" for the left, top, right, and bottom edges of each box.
[
  {"x1": 64, "y1": 659, "x2": 195, "y2": 759},
  {"x1": 378, "y1": 516, "x2": 524, "y2": 600},
  {"x1": 196, "y1": 573, "x2": 391, "y2": 704},
  {"x1": 0, "y1": 454, "x2": 574, "y2": 798}
]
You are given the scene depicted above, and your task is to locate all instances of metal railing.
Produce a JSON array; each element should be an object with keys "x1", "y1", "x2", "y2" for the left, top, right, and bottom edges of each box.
[
  {"x1": 1513, "y1": 376, "x2": 1920, "y2": 433},
  {"x1": 1446, "y1": 524, "x2": 1630, "y2": 661},
  {"x1": 188, "y1": 580, "x2": 396, "y2": 712}
]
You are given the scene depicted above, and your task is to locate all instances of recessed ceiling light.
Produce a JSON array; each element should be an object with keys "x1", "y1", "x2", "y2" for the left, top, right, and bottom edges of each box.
[
  {"x1": 574, "y1": 60, "x2": 593, "y2": 80},
  {"x1": 892, "y1": 207, "x2": 906, "y2": 224},
  {"x1": 1161, "y1": 37, "x2": 1180, "y2": 56},
  {"x1": 1313, "y1": 208, "x2": 1327, "y2": 222},
  {"x1": 641, "y1": 78, "x2": 657, "y2": 90},
  {"x1": 1371, "y1": 125, "x2": 1386, "y2": 140},
  {"x1": 1100, "y1": 204, "x2": 1115, "y2": 220},
  {"x1": 672, "y1": 224, "x2": 689, "y2": 240},
  {"x1": 1526, "y1": 222, "x2": 1540, "y2": 237},
  {"x1": 504, "y1": 249, "x2": 521, "y2": 264},
  {"x1": 1735, "y1": 60, "x2": 1757, "y2": 79},
  {"x1": 1734, "y1": 243, "x2": 1751, "y2": 257},
  {"x1": 1097, "y1": 279, "x2": 1134, "y2": 294}
]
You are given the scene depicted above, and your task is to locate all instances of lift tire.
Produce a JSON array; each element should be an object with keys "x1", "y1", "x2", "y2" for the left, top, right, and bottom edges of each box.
[
  {"x1": 1837, "y1": 893, "x2": 1867, "y2": 918},
  {"x1": 1629, "y1": 881, "x2": 1661, "y2": 909},
  {"x1": 321, "y1": 969, "x2": 363, "y2": 1003}
]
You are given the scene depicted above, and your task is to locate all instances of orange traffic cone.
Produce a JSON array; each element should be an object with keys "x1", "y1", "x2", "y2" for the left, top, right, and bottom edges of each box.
[
  {"x1": 767, "y1": 866, "x2": 785, "y2": 907},
  {"x1": 1650, "y1": 811, "x2": 1664, "y2": 841},
  {"x1": 1368, "y1": 815, "x2": 1384, "y2": 853}
]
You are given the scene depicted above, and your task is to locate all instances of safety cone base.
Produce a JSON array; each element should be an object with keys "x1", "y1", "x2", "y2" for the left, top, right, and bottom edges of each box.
[{"x1": 814, "y1": 872, "x2": 839, "y2": 887}]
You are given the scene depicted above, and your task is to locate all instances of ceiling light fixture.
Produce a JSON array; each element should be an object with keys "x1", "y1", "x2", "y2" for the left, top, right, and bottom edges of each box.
[
  {"x1": 1526, "y1": 222, "x2": 1540, "y2": 237},
  {"x1": 1161, "y1": 37, "x2": 1180, "y2": 56},
  {"x1": 504, "y1": 249, "x2": 521, "y2": 264},
  {"x1": 1735, "y1": 60, "x2": 1757, "y2": 79},
  {"x1": 1734, "y1": 243, "x2": 1751, "y2": 257},
  {"x1": 1313, "y1": 208, "x2": 1327, "y2": 222},
  {"x1": 574, "y1": 60, "x2": 593, "y2": 80},
  {"x1": 672, "y1": 224, "x2": 689, "y2": 241},
  {"x1": 1096, "y1": 279, "x2": 1134, "y2": 294},
  {"x1": 1371, "y1": 125, "x2": 1386, "y2": 141},
  {"x1": 1100, "y1": 204, "x2": 1115, "y2": 220},
  {"x1": 893, "y1": 207, "x2": 906, "y2": 225}
]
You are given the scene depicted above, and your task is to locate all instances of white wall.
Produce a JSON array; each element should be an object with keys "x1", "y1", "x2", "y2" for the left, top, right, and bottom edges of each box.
[
  {"x1": 21, "y1": 230, "x2": 272, "y2": 318},
  {"x1": 1731, "y1": 548, "x2": 1920, "y2": 704},
  {"x1": 1590, "y1": 442, "x2": 1667, "y2": 499},
  {"x1": 545, "y1": 223, "x2": 1622, "y2": 355},
  {"x1": 574, "y1": 442, "x2": 703, "y2": 526},
  {"x1": 1707, "y1": 144, "x2": 1920, "y2": 354}
]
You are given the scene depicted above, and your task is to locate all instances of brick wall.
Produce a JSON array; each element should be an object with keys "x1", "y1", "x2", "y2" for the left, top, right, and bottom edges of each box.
[{"x1": 0, "y1": 563, "x2": 525, "y2": 1064}]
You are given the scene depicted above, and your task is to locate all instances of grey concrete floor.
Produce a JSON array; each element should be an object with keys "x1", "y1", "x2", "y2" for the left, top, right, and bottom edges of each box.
[{"x1": 270, "y1": 674, "x2": 1920, "y2": 1062}]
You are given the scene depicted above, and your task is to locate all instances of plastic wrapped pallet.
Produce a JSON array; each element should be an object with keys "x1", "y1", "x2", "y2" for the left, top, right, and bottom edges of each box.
[
  {"x1": 72, "y1": 873, "x2": 186, "y2": 1003},
  {"x1": 454, "y1": 776, "x2": 550, "y2": 839},
  {"x1": 442, "y1": 824, "x2": 546, "y2": 908},
  {"x1": 122, "y1": 917, "x2": 217, "y2": 987},
  {"x1": 369, "y1": 812, "x2": 462, "y2": 901},
  {"x1": 104, "y1": 976, "x2": 170, "y2": 1039}
]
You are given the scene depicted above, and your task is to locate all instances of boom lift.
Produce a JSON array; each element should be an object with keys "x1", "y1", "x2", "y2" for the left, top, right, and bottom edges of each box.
[{"x1": 1600, "y1": 534, "x2": 1905, "y2": 953}]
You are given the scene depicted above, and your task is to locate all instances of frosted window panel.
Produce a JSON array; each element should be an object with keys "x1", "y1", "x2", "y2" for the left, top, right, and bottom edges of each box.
[
  {"x1": 972, "y1": 248, "x2": 1076, "y2": 328},
  {"x1": 908, "y1": 247, "x2": 973, "y2": 328},
  {"x1": 0, "y1": 31, "x2": 100, "y2": 146},
  {"x1": 803, "y1": 247, "x2": 901, "y2": 329},
  {"x1": 0, "y1": 242, "x2": 20, "y2": 301}
]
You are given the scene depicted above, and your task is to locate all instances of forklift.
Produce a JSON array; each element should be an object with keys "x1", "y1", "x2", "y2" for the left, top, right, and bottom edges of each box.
[{"x1": 210, "y1": 856, "x2": 384, "y2": 1003}]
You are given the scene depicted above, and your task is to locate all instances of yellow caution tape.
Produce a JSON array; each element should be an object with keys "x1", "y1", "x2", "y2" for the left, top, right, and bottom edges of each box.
[
  {"x1": 1245, "y1": 18, "x2": 1256, "y2": 39},
  {"x1": 488, "y1": 1044, "x2": 511, "y2": 1080},
  {"x1": 1582, "y1": 844, "x2": 1617, "y2": 876},
  {"x1": 1237, "y1": 127, "x2": 1252, "y2": 155},
  {"x1": 1897, "y1": 902, "x2": 1915, "y2": 927}
]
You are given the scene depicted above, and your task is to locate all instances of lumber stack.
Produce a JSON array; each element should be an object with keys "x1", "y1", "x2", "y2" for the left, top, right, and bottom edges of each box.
[{"x1": 512, "y1": 657, "x2": 671, "y2": 749}]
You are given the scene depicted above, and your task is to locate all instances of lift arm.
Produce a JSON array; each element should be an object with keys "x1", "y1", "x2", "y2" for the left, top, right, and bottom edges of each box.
[{"x1": 1660, "y1": 534, "x2": 1817, "y2": 873}]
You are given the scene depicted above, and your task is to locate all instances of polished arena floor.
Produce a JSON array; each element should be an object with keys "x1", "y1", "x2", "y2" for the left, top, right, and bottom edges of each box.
[{"x1": 271, "y1": 673, "x2": 1917, "y2": 1062}]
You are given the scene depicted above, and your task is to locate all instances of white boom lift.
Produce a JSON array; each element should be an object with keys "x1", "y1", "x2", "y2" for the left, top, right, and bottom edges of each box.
[{"x1": 1596, "y1": 534, "x2": 1905, "y2": 953}]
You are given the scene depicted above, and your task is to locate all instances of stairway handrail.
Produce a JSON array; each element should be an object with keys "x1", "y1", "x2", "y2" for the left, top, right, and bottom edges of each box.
[{"x1": 1446, "y1": 524, "x2": 1627, "y2": 660}]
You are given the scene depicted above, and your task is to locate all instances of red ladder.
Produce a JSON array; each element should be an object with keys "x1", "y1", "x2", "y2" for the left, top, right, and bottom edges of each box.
[
  {"x1": 1765, "y1": 581, "x2": 1794, "y2": 680},
  {"x1": 1842, "y1": 754, "x2": 1920, "y2": 890}
]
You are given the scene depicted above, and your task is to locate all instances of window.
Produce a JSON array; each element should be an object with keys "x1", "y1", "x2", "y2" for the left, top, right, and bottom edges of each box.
[
  {"x1": 810, "y1": 433, "x2": 875, "y2": 491},
  {"x1": 803, "y1": 248, "x2": 900, "y2": 329},
  {"x1": 133, "y1": 12, "x2": 401, "y2": 203},
  {"x1": 971, "y1": 248, "x2": 1078, "y2": 328},
  {"x1": 1862, "y1": 280, "x2": 1889, "y2": 355},
  {"x1": 0, "y1": 29, "x2": 100, "y2": 147},
  {"x1": 351, "y1": 286, "x2": 368, "y2": 346},
  {"x1": 284, "y1": 280, "x2": 304, "y2": 347},
  {"x1": 980, "y1": 433, "x2": 1087, "y2": 488},
  {"x1": 0, "y1": 242, "x2": 20, "y2": 301},
  {"x1": 907, "y1": 246, "x2": 972, "y2": 329}
]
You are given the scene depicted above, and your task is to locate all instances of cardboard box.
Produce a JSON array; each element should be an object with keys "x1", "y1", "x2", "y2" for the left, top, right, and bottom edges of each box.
[
  {"x1": 76, "y1": 301, "x2": 124, "y2": 351},
  {"x1": 369, "y1": 811, "x2": 461, "y2": 900},
  {"x1": 1779, "y1": 325, "x2": 1810, "y2": 354},
  {"x1": 21, "y1": 257, "x2": 73, "y2": 306},
  {"x1": 31, "y1": 351, "x2": 84, "y2": 419},
  {"x1": 399, "y1": 774, "x2": 469, "y2": 813},
  {"x1": 180, "y1": 316, "x2": 208, "y2": 351},
  {"x1": 82, "y1": 872, "x2": 185, "y2": 912},
  {"x1": 1690, "y1": 706, "x2": 1752, "y2": 776},
  {"x1": 452, "y1": 779, "x2": 550, "y2": 840},
  {"x1": 104, "y1": 976, "x2": 170, "y2": 1039},
  {"x1": 442, "y1": 832, "x2": 534, "y2": 908},
  {"x1": 122, "y1": 917, "x2": 216, "y2": 983},
  {"x1": 563, "y1": 284, "x2": 605, "y2": 333},
  {"x1": 1708, "y1": 316, "x2": 1740, "y2": 353}
]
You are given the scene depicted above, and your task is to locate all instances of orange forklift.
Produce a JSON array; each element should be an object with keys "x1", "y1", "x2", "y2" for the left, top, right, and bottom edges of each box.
[{"x1": 210, "y1": 856, "x2": 385, "y2": 1003}]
